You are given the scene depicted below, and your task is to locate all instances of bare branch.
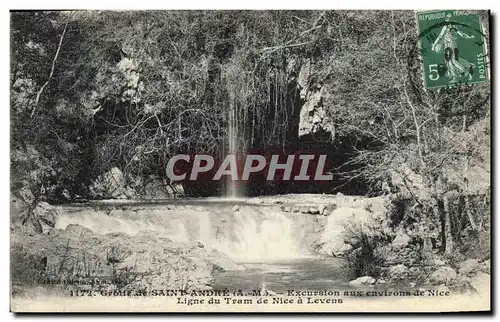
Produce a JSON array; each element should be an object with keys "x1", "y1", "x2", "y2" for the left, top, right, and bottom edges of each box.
[{"x1": 31, "y1": 21, "x2": 69, "y2": 118}]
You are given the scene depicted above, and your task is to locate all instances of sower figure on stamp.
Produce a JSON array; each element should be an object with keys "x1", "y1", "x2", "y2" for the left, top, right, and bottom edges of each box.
[{"x1": 431, "y1": 13, "x2": 475, "y2": 83}]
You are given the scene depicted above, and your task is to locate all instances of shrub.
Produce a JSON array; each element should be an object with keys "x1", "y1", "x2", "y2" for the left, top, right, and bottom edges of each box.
[
  {"x1": 342, "y1": 223, "x2": 390, "y2": 279},
  {"x1": 11, "y1": 245, "x2": 47, "y2": 285}
]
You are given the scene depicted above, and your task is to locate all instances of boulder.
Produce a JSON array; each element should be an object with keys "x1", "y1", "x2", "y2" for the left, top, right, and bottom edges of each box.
[
  {"x1": 308, "y1": 207, "x2": 320, "y2": 215},
  {"x1": 479, "y1": 259, "x2": 490, "y2": 274},
  {"x1": 314, "y1": 200, "x2": 387, "y2": 256},
  {"x1": 25, "y1": 201, "x2": 58, "y2": 234},
  {"x1": 10, "y1": 195, "x2": 30, "y2": 228},
  {"x1": 202, "y1": 248, "x2": 246, "y2": 271},
  {"x1": 349, "y1": 276, "x2": 376, "y2": 287},
  {"x1": 469, "y1": 272, "x2": 490, "y2": 295},
  {"x1": 232, "y1": 205, "x2": 240, "y2": 212},
  {"x1": 11, "y1": 217, "x2": 246, "y2": 293},
  {"x1": 300, "y1": 207, "x2": 310, "y2": 214},
  {"x1": 33, "y1": 202, "x2": 57, "y2": 225},
  {"x1": 458, "y1": 259, "x2": 480, "y2": 276},
  {"x1": 332, "y1": 244, "x2": 353, "y2": 257},
  {"x1": 90, "y1": 167, "x2": 130, "y2": 199},
  {"x1": 429, "y1": 266, "x2": 457, "y2": 283},
  {"x1": 18, "y1": 186, "x2": 35, "y2": 205},
  {"x1": 388, "y1": 264, "x2": 408, "y2": 279},
  {"x1": 65, "y1": 224, "x2": 97, "y2": 238},
  {"x1": 391, "y1": 229, "x2": 411, "y2": 250}
]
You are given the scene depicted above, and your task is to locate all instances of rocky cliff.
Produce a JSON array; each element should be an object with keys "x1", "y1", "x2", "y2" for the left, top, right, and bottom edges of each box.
[{"x1": 295, "y1": 60, "x2": 335, "y2": 139}]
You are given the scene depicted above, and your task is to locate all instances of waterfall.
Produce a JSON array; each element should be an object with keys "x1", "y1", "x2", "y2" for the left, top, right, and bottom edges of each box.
[
  {"x1": 55, "y1": 204, "x2": 312, "y2": 262},
  {"x1": 226, "y1": 97, "x2": 239, "y2": 198},
  {"x1": 226, "y1": 209, "x2": 302, "y2": 262}
]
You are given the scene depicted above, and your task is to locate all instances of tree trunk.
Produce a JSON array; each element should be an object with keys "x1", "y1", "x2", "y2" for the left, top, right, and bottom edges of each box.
[
  {"x1": 443, "y1": 196, "x2": 453, "y2": 254},
  {"x1": 436, "y1": 204, "x2": 446, "y2": 252},
  {"x1": 421, "y1": 211, "x2": 433, "y2": 253},
  {"x1": 464, "y1": 194, "x2": 478, "y2": 231}
]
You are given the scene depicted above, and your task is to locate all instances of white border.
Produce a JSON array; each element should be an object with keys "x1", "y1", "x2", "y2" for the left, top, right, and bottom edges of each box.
[{"x1": 1, "y1": 1, "x2": 497, "y2": 321}]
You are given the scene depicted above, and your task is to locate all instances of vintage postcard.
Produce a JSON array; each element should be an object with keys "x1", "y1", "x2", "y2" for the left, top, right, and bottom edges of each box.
[{"x1": 10, "y1": 9, "x2": 491, "y2": 313}]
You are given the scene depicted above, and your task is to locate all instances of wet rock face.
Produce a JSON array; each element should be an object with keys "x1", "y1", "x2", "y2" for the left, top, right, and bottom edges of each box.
[
  {"x1": 90, "y1": 167, "x2": 132, "y2": 199},
  {"x1": 296, "y1": 60, "x2": 335, "y2": 138}
]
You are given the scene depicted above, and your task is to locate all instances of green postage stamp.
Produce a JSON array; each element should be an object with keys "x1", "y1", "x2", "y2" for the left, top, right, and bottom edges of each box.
[{"x1": 417, "y1": 10, "x2": 489, "y2": 89}]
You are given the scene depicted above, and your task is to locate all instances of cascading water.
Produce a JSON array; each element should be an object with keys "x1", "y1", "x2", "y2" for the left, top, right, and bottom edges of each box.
[
  {"x1": 226, "y1": 97, "x2": 240, "y2": 199},
  {"x1": 55, "y1": 204, "x2": 314, "y2": 262},
  {"x1": 199, "y1": 207, "x2": 306, "y2": 262},
  {"x1": 53, "y1": 203, "x2": 348, "y2": 293}
]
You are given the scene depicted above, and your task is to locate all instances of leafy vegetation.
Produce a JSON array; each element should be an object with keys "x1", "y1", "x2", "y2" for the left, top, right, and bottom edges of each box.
[{"x1": 11, "y1": 11, "x2": 490, "y2": 285}]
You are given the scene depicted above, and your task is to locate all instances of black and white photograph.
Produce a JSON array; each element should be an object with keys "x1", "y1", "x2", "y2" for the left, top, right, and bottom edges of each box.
[{"x1": 9, "y1": 9, "x2": 491, "y2": 312}]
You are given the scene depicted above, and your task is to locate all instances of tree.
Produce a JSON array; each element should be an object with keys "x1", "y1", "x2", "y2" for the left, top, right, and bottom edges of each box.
[{"x1": 320, "y1": 10, "x2": 490, "y2": 254}]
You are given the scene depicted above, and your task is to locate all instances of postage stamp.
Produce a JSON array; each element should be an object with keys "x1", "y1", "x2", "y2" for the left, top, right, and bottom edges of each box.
[{"x1": 416, "y1": 10, "x2": 489, "y2": 89}]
